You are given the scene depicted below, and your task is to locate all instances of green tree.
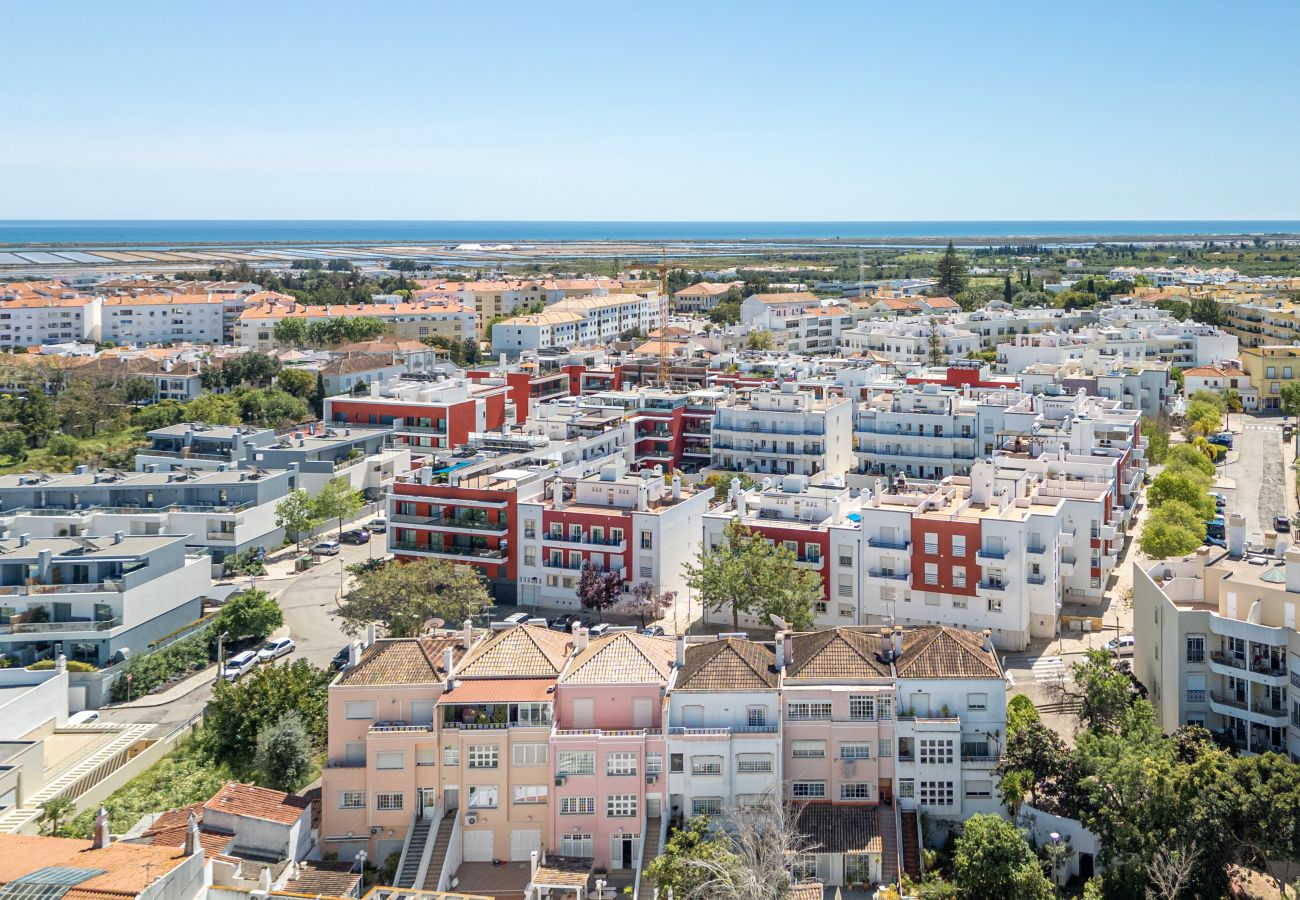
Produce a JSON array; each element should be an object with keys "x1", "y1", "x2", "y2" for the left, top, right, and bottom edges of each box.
[
  {"x1": 1068, "y1": 649, "x2": 1137, "y2": 734},
  {"x1": 135, "y1": 398, "x2": 186, "y2": 430},
  {"x1": 0, "y1": 428, "x2": 28, "y2": 462},
  {"x1": 45, "y1": 432, "x2": 80, "y2": 459},
  {"x1": 254, "y1": 711, "x2": 314, "y2": 792},
  {"x1": 997, "y1": 720, "x2": 1070, "y2": 807},
  {"x1": 272, "y1": 317, "x2": 309, "y2": 348},
  {"x1": 685, "y1": 519, "x2": 820, "y2": 631},
  {"x1": 744, "y1": 329, "x2": 773, "y2": 351},
  {"x1": 927, "y1": 318, "x2": 944, "y2": 366},
  {"x1": 183, "y1": 392, "x2": 242, "y2": 425},
  {"x1": 952, "y1": 814, "x2": 1053, "y2": 900},
  {"x1": 644, "y1": 816, "x2": 736, "y2": 900},
  {"x1": 204, "y1": 659, "x2": 331, "y2": 770},
  {"x1": 56, "y1": 378, "x2": 125, "y2": 436},
  {"x1": 1188, "y1": 296, "x2": 1224, "y2": 326},
  {"x1": 121, "y1": 376, "x2": 158, "y2": 406},
  {"x1": 1280, "y1": 382, "x2": 1300, "y2": 421},
  {"x1": 1140, "y1": 500, "x2": 1208, "y2": 558},
  {"x1": 313, "y1": 478, "x2": 364, "y2": 536},
  {"x1": 276, "y1": 367, "x2": 317, "y2": 402},
  {"x1": 1147, "y1": 468, "x2": 1216, "y2": 520},
  {"x1": 16, "y1": 387, "x2": 57, "y2": 445},
  {"x1": 1139, "y1": 415, "x2": 1171, "y2": 465},
  {"x1": 341, "y1": 557, "x2": 492, "y2": 637},
  {"x1": 38, "y1": 796, "x2": 76, "y2": 836},
  {"x1": 934, "y1": 240, "x2": 968, "y2": 297},
  {"x1": 217, "y1": 588, "x2": 283, "y2": 642},
  {"x1": 1169, "y1": 365, "x2": 1185, "y2": 392},
  {"x1": 1006, "y1": 693, "x2": 1041, "y2": 737},
  {"x1": 1227, "y1": 753, "x2": 1300, "y2": 893},
  {"x1": 1164, "y1": 443, "x2": 1216, "y2": 479},
  {"x1": 276, "y1": 489, "x2": 320, "y2": 550}
]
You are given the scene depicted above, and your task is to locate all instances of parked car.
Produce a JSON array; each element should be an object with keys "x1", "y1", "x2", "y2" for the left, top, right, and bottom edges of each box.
[
  {"x1": 1210, "y1": 492, "x2": 1227, "y2": 509},
  {"x1": 222, "y1": 650, "x2": 259, "y2": 681},
  {"x1": 641, "y1": 624, "x2": 665, "y2": 637},
  {"x1": 549, "y1": 614, "x2": 577, "y2": 632},
  {"x1": 501, "y1": 612, "x2": 531, "y2": 627},
  {"x1": 366, "y1": 517, "x2": 388, "y2": 533},
  {"x1": 1209, "y1": 432, "x2": 1233, "y2": 449},
  {"x1": 1275, "y1": 515, "x2": 1292, "y2": 533},
  {"x1": 1104, "y1": 635, "x2": 1136, "y2": 656},
  {"x1": 257, "y1": 637, "x2": 296, "y2": 662},
  {"x1": 1204, "y1": 534, "x2": 1227, "y2": 548},
  {"x1": 311, "y1": 540, "x2": 341, "y2": 556},
  {"x1": 331, "y1": 645, "x2": 353, "y2": 671},
  {"x1": 340, "y1": 529, "x2": 371, "y2": 545},
  {"x1": 588, "y1": 623, "x2": 612, "y2": 638}
]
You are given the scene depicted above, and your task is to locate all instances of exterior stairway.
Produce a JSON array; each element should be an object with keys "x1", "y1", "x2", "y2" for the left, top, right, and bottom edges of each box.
[
  {"x1": 395, "y1": 817, "x2": 433, "y2": 887},
  {"x1": 422, "y1": 810, "x2": 458, "y2": 890},
  {"x1": 635, "y1": 816, "x2": 662, "y2": 899},
  {"x1": 900, "y1": 809, "x2": 922, "y2": 879},
  {"x1": 878, "y1": 806, "x2": 899, "y2": 886}
]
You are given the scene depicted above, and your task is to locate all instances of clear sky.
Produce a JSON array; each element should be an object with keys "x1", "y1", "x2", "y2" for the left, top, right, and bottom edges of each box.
[{"x1": 5, "y1": 0, "x2": 1299, "y2": 221}]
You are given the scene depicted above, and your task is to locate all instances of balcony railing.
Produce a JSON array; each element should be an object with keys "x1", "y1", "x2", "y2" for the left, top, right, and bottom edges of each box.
[
  {"x1": 1209, "y1": 651, "x2": 1287, "y2": 677},
  {"x1": 543, "y1": 534, "x2": 625, "y2": 548},
  {"x1": 0, "y1": 579, "x2": 127, "y2": 597},
  {"x1": 977, "y1": 581, "x2": 1007, "y2": 592},
  {"x1": 391, "y1": 542, "x2": 506, "y2": 560},
  {"x1": 868, "y1": 569, "x2": 909, "y2": 581},
  {"x1": 976, "y1": 547, "x2": 1008, "y2": 561},
  {"x1": 867, "y1": 537, "x2": 910, "y2": 550},
  {"x1": 0, "y1": 616, "x2": 122, "y2": 635}
]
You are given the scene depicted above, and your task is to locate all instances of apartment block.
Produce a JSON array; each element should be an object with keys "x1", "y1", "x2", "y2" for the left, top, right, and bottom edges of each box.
[
  {"x1": 101, "y1": 293, "x2": 226, "y2": 345},
  {"x1": 238, "y1": 296, "x2": 477, "y2": 349},
  {"x1": 325, "y1": 377, "x2": 511, "y2": 453},
  {"x1": 710, "y1": 383, "x2": 854, "y2": 479},
  {"x1": 0, "y1": 294, "x2": 100, "y2": 347},
  {"x1": 1242, "y1": 345, "x2": 1300, "y2": 411},
  {"x1": 491, "y1": 293, "x2": 664, "y2": 357}
]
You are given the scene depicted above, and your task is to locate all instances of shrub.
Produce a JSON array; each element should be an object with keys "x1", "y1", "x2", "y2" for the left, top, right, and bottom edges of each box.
[{"x1": 27, "y1": 658, "x2": 97, "y2": 672}]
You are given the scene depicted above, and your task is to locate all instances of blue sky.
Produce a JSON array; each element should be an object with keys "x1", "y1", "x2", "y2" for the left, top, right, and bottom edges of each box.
[{"x1": 4, "y1": 1, "x2": 1299, "y2": 220}]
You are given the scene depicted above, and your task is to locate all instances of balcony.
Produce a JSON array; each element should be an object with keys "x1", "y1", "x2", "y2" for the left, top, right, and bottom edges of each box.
[
  {"x1": 0, "y1": 579, "x2": 127, "y2": 597},
  {"x1": 369, "y1": 722, "x2": 435, "y2": 734},
  {"x1": 975, "y1": 547, "x2": 1008, "y2": 563},
  {"x1": 1026, "y1": 574, "x2": 1047, "y2": 585},
  {"x1": 666, "y1": 725, "x2": 779, "y2": 736},
  {"x1": 868, "y1": 568, "x2": 910, "y2": 582},
  {"x1": 1208, "y1": 692, "x2": 1290, "y2": 726},
  {"x1": 391, "y1": 513, "x2": 508, "y2": 535},
  {"x1": 1101, "y1": 553, "x2": 1118, "y2": 568},
  {"x1": 1060, "y1": 558, "x2": 1076, "y2": 576},
  {"x1": 542, "y1": 533, "x2": 626, "y2": 550},
  {"x1": 867, "y1": 537, "x2": 911, "y2": 551},
  {"x1": 1100, "y1": 523, "x2": 1118, "y2": 542},
  {"x1": 1208, "y1": 651, "x2": 1289, "y2": 685},
  {"x1": 0, "y1": 616, "x2": 122, "y2": 635},
  {"x1": 542, "y1": 560, "x2": 617, "y2": 574},
  {"x1": 390, "y1": 542, "x2": 506, "y2": 561},
  {"x1": 1025, "y1": 545, "x2": 1048, "y2": 557},
  {"x1": 976, "y1": 581, "x2": 1006, "y2": 593},
  {"x1": 960, "y1": 753, "x2": 1003, "y2": 768}
]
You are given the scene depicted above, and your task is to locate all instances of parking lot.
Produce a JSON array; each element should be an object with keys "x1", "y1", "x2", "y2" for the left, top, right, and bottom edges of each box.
[{"x1": 1216, "y1": 414, "x2": 1296, "y2": 544}]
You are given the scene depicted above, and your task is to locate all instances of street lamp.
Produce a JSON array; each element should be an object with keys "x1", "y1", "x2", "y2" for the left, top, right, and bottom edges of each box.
[
  {"x1": 1045, "y1": 831, "x2": 1070, "y2": 893},
  {"x1": 214, "y1": 631, "x2": 230, "y2": 685}
]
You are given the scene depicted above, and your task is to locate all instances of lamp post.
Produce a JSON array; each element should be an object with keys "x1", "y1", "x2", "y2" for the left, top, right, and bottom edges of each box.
[
  {"x1": 214, "y1": 631, "x2": 230, "y2": 685},
  {"x1": 1046, "y1": 831, "x2": 1069, "y2": 894}
]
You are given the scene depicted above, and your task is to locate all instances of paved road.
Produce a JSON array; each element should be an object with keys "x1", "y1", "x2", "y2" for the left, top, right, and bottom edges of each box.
[{"x1": 1224, "y1": 415, "x2": 1288, "y2": 542}]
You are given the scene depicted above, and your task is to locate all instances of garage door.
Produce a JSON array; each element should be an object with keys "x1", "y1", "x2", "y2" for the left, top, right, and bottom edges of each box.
[
  {"x1": 463, "y1": 829, "x2": 494, "y2": 862},
  {"x1": 510, "y1": 829, "x2": 541, "y2": 861}
]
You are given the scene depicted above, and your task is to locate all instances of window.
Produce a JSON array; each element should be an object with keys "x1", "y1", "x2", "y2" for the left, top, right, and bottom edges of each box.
[
  {"x1": 791, "y1": 740, "x2": 826, "y2": 759},
  {"x1": 640, "y1": 530, "x2": 653, "y2": 550},
  {"x1": 1186, "y1": 634, "x2": 1206, "y2": 663},
  {"x1": 924, "y1": 532, "x2": 938, "y2": 554},
  {"x1": 919, "y1": 781, "x2": 955, "y2": 806},
  {"x1": 787, "y1": 702, "x2": 832, "y2": 720},
  {"x1": 878, "y1": 697, "x2": 893, "y2": 720},
  {"x1": 557, "y1": 751, "x2": 596, "y2": 776},
  {"x1": 560, "y1": 834, "x2": 593, "y2": 858},
  {"x1": 467, "y1": 745, "x2": 499, "y2": 769},
  {"x1": 376, "y1": 792, "x2": 404, "y2": 811},
  {"x1": 899, "y1": 779, "x2": 915, "y2": 798},
  {"x1": 840, "y1": 782, "x2": 874, "y2": 800},
  {"x1": 965, "y1": 780, "x2": 993, "y2": 799},
  {"x1": 924, "y1": 562, "x2": 938, "y2": 585},
  {"x1": 920, "y1": 739, "x2": 954, "y2": 765},
  {"x1": 416, "y1": 747, "x2": 436, "y2": 767},
  {"x1": 646, "y1": 752, "x2": 662, "y2": 774},
  {"x1": 747, "y1": 706, "x2": 768, "y2": 727},
  {"x1": 791, "y1": 782, "x2": 827, "y2": 799},
  {"x1": 376, "y1": 751, "x2": 405, "y2": 770},
  {"x1": 737, "y1": 754, "x2": 773, "y2": 773},
  {"x1": 879, "y1": 738, "x2": 894, "y2": 758},
  {"x1": 840, "y1": 742, "x2": 872, "y2": 760},
  {"x1": 692, "y1": 798, "x2": 723, "y2": 817},
  {"x1": 345, "y1": 701, "x2": 375, "y2": 720},
  {"x1": 606, "y1": 794, "x2": 637, "y2": 817},
  {"x1": 607, "y1": 752, "x2": 638, "y2": 776},
  {"x1": 967, "y1": 692, "x2": 988, "y2": 711},
  {"x1": 443, "y1": 746, "x2": 460, "y2": 766},
  {"x1": 513, "y1": 743, "x2": 548, "y2": 767},
  {"x1": 692, "y1": 755, "x2": 723, "y2": 775},
  {"x1": 513, "y1": 785, "x2": 547, "y2": 805},
  {"x1": 849, "y1": 695, "x2": 876, "y2": 721},
  {"x1": 670, "y1": 753, "x2": 684, "y2": 773},
  {"x1": 467, "y1": 785, "x2": 498, "y2": 809},
  {"x1": 339, "y1": 791, "x2": 365, "y2": 809},
  {"x1": 560, "y1": 796, "x2": 595, "y2": 815},
  {"x1": 988, "y1": 595, "x2": 1003, "y2": 612},
  {"x1": 952, "y1": 535, "x2": 966, "y2": 556},
  {"x1": 953, "y1": 566, "x2": 966, "y2": 589}
]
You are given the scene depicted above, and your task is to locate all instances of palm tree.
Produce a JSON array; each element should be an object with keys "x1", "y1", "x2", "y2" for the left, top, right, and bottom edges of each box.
[
  {"x1": 1221, "y1": 388, "x2": 1242, "y2": 428},
  {"x1": 1191, "y1": 435, "x2": 1225, "y2": 462}
]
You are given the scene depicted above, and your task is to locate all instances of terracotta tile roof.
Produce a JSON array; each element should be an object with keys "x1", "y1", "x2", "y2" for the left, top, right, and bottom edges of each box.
[
  {"x1": 747, "y1": 291, "x2": 819, "y2": 306},
  {"x1": 787, "y1": 884, "x2": 824, "y2": 900},
  {"x1": 1184, "y1": 365, "x2": 1247, "y2": 378},
  {"x1": 785, "y1": 628, "x2": 891, "y2": 681},
  {"x1": 0, "y1": 835, "x2": 189, "y2": 900},
  {"x1": 336, "y1": 635, "x2": 464, "y2": 686},
  {"x1": 438, "y1": 678, "x2": 555, "y2": 705},
  {"x1": 102, "y1": 293, "x2": 224, "y2": 307},
  {"x1": 673, "y1": 282, "x2": 734, "y2": 298},
  {"x1": 319, "y1": 353, "x2": 400, "y2": 377},
  {"x1": 877, "y1": 298, "x2": 917, "y2": 310},
  {"x1": 922, "y1": 295, "x2": 960, "y2": 309},
  {"x1": 675, "y1": 638, "x2": 777, "y2": 692},
  {"x1": 136, "y1": 804, "x2": 236, "y2": 861},
  {"x1": 895, "y1": 626, "x2": 1001, "y2": 679},
  {"x1": 281, "y1": 860, "x2": 363, "y2": 897},
  {"x1": 560, "y1": 632, "x2": 674, "y2": 684},
  {"x1": 795, "y1": 803, "x2": 881, "y2": 854},
  {"x1": 456, "y1": 624, "x2": 570, "y2": 678},
  {"x1": 202, "y1": 782, "x2": 312, "y2": 826}
]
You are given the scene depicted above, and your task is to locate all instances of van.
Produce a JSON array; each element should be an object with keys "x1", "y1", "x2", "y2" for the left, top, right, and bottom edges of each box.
[{"x1": 501, "y1": 612, "x2": 531, "y2": 627}]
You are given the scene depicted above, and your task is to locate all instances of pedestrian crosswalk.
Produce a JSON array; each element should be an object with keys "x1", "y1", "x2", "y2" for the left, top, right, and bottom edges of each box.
[
  {"x1": 1030, "y1": 655, "x2": 1068, "y2": 684},
  {"x1": 1243, "y1": 424, "x2": 1280, "y2": 432}
]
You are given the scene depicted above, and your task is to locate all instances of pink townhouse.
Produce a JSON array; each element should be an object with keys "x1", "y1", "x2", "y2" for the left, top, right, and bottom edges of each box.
[
  {"x1": 320, "y1": 632, "x2": 471, "y2": 867},
  {"x1": 548, "y1": 630, "x2": 675, "y2": 874}
]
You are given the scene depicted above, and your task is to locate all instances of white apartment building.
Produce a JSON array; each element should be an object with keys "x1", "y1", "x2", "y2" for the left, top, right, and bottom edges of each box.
[
  {"x1": 491, "y1": 293, "x2": 664, "y2": 356},
  {"x1": 102, "y1": 293, "x2": 226, "y2": 345},
  {"x1": 852, "y1": 384, "x2": 985, "y2": 484},
  {"x1": 0, "y1": 295, "x2": 100, "y2": 347},
  {"x1": 997, "y1": 319, "x2": 1237, "y2": 372},
  {"x1": 962, "y1": 307, "x2": 1096, "y2": 346},
  {"x1": 1134, "y1": 534, "x2": 1299, "y2": 758},
  {"x1": 739, "y1": 291, "x2": 821, "y2": 331},
  {"x1": 1017, "y1": 357, "x2": 1173, "y2": 418},
  {"x1": 839, "y1": 319, "x2": 981, "y2": 365},
  {"x1": 710, "y1": 383, "x2": 854, "y2": 479}
]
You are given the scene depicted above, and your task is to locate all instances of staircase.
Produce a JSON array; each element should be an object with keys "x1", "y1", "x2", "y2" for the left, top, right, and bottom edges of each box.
[
  {"x1": 422, "y1": 810, "x2": 458, "y2": 890},
  {"x1": 879, "y1": 807, "x2": 899, "y2": 886},
  {"x1": 635, "y1": 816, "x2": 662, "y2": 899},
  {"x1": 900, "y1": 809, "x2": 922, "y2": 879},
  {"x1": 395, "y1": 818, "x2": 433, "y2": 888}
]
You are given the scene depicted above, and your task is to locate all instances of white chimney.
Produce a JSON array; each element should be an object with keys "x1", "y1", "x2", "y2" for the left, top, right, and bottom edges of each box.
[
  {"x1": 183, "y1": 809, "x2": 201, "y2": 856},
  {"x1": 366, "y1": 623, "x2": 377, "y2": 647},
  {"x1": 530, "y1": 850, "x2": 540, "y2": 879},
  {"x1": 551, "y1": 477, "x2": 565, "y2": 509},
  {"x1": 671, "y1": 475, "x2": 682, "y2": 501},
  {"x1": 463, "y1": 618, "x2": 473, "y2": 649},
  {"x1": 348, "y1": 640, "x2": 362, "y2": 669},
  {"x1": 675, "y1": 634, "x2": 686, "y2": 668},
  {"x1": 1286, "y1": 548, "x2": 1300, "y2": 594},
  {"x1": 637, "y1": 483, "x2": 649, "y2": 512},
  {"x1": 1228, "y1": 513, "x2": 1247, "y2": 557},
  {"x1": 982, "y1": 628, "x2": 994, "y2": 653},
  {"x1": 891, "y1": 627, "x2": 903, "y2": 660},
  {"x1": 443, "y1": 648, "x2": 455, "y2": 679},
  {"x1": 775, "y1": 632, "x2": 785, "y2": 670},
  {"x1": 56, "y1": 654, "x2": 67, "y2": 673},
  {"x1": 92, "y1": 805, "x2": 110, "y2": 849},
  {"x1": 574, "y1": 626, "x2": 589, "y2": 653}
]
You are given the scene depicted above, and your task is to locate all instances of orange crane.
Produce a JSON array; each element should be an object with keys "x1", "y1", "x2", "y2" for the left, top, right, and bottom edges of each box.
[{"x1": 636, "y1": 248, "x2": 672, "y2": 386}]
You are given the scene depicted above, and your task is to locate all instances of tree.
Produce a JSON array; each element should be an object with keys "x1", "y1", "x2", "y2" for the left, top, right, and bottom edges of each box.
[
  {"x1": 135, "y1": 398, "x2": 186, "y2": 431},
  {"x1": 1139, "y1": 415, "x2": 1171, "y2": 465},
  {"x1": 1144, "y1": 840, "x2": 1202, "y2": 900},
  {"x1": 645, "y1": 816, "x2": 736, "y2": 900},
  {"x1": 1065, "y1": 649, "x2": 1136, "y2": 734},
  {"x1": 1227, "y1": 753, "x2": 1300, "y2": 893},
  {"x1": 927, "y1": 318, "x2": 944, "y2": 367},
  {"x1": 276, "y1": 489, "x2": 320, "y2": 550},
  {"x1": 38, "y1": 796, "x2": 76, "y2": 836},
  {"x1": 576, "y1": 561, "x2": 623, "y2": 621},
  {"x1": 341, "y1": 557, "x2": 492, "y2": 637},
  {"x1": 668, "y1": 798, "x2": 813, "y2": 900},
  {"x1": 254, "y1": 711, "x2": 314, "y2": 792},
  {"x1": 46, "y1": 432, "x2": 81, "y2": 459},
  {"x1": 272, "y1": 317, "x2": 309, "y2": 348},
  {"x1": 121, "y1": 376, "x2": 157, "y2": 406},
  {"x1": 1147, "y1": 468, "x2": 1216, "y2": 520},
  {"x1": 1281, "y1": 382, "x2": 1300, "y2": 421},
  {"x1": 204, "y1": 659, "x2": 332, "y2": 770},
  {"x1": 745, "y1": 329, "x2": 773, "y2": 351},
  {"x1": 56, "y1": 378, "x2": 124, "y2": 436},
  {"x1": 276, "y1": 367, "x2": 317, "y2": 402},
  {"x1": 685, "y1": 519, "x2": 820, "y2": 631},
  {"x1": 313, "y1": 478, "x2": 364, "y2": 536},
  {"x1": 217, "y1": 588, "x2": 283, "y2": 642},
  {"x1": 1188, "y1": 296, "x2": 1224, "y2": 326},
  {"x1": 16, "y1": 388, "x2": 56, "y2": 446},
  {"x1": 935, "y1": 241, "x2": 968, "y2": 297},
  {"x1": 1164, "y1": 443, "x2": 1216, "y2": 479},
  {"x1": 952, "y1": 814, "x2": 1053, "y2": 900},
  {"x1": 1007, "y1": 693, "x2": 1041, "y2": 737},
  {"x1": 1140, "y1": 499, "x2": 1207, "y2": 558},
  {"x1": 183, "y1": 392, "x2": 242, "y2": 425},
  {"x1": 997, "y1": 720, "x2": 1070, "y2": 807},
  {"x1": 0, "y1": 428, "x2": 27, "y2": 462},
  {"x1": 626, "y1": 580, "x2": 674, "y2": 627}
]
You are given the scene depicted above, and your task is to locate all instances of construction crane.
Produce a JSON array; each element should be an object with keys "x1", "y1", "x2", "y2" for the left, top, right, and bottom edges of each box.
[{"x1": 633, "y1": 248, "x2": 672, "y2": 387}]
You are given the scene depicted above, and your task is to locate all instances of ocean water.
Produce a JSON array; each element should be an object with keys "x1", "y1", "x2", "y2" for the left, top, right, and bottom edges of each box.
[{"x1": 3, "y1": 219, "x2": 1300, "y2": 246}]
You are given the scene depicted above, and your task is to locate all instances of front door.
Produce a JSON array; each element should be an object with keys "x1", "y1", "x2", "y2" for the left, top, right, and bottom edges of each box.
[
  {"x1": 613, "y1": 835, "x2": 637, "y2": 870},
  {"x1": 418, "y1": 788, "x2": 438, "y2": 820},
  {"x1": 879, "y1": 779, "x2": 893, "y2": 805}
]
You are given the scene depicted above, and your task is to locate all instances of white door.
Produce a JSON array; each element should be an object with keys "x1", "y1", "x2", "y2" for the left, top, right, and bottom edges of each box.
[
  {"x1": 572, "y1": 698, "x2": 595, "y2": 729},
  {"x1": 411, "y1": 700, "x2": 434, "y2": 726},
  {"x1": 463, "y1": 830, "x2": 494, "y2": 862},
  {"x1": 632, "y1": 697, "x2": 652, "y2": 728},
  {"x1": 510, "y1": 829, "x2": 541, "y2": 861}
]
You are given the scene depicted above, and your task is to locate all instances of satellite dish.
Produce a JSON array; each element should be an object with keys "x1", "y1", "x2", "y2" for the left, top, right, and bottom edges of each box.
[{"x1": 769, "y1": 614, "x2": 789, "y2": 631}]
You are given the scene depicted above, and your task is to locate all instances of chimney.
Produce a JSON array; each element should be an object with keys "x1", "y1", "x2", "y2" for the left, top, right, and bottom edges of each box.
[
  {"x1": 113, "y1": 530, "x2": 123, "y2": 545},
  {"x1": 348, "y1": 640, "x2": 362, "y2": 669},
  {"x1": 891, "y1": 627, "x2": 903, "y2": 659},
  {"x1": 671, "y1": 475, "x2": 682, "y2": 501},
  {"x1": 775, "y1": 631, "x2": 785, "y2": 670},
  {"x1": 637, "y1": 483, "x2": 649, "y2": 512},
  {"x1": 1227, "y1": 513, "x2": 1247, "y2": 557},
  {"x1": 551, "y1": 477, "x2": 565, "y2": 509},
  {"x1": 17, "y1": 533, "x2": 28, "y2": 547},
  {"x1": 1286, "y1": 548, "x2": 1300, "y2": 594},
  {"x1": 183, "y1": 809, "x2": 201, "y2": 856},
  {"x1": 675, "y1": 634, "x2": 686, "y2": 668},
  {"x1": 970, "y1": 460, "x2": 994, "y2": 505},
  {"x1": 982, "y1": 628, "x2": 994, "y2": 653},
  {"x1": 56, "y1": 653, "x2": 67, "y2": 673},
  {"x1": 463, "y1": 618, "x2": 473, "y2": 649},
  {"x1": 574, "y1": 626, "x2": 589, "y2": 653},
  {"x1": 92, "y1": 805, "x2": 110, "y2": 849},
  {"x1": 366, "y1": 623, "x2": 377, "y2": 647},
  {"x1": 879, "y1": 627, "x2": 893, "y2": 661},
  {"x1": 443, "y1": 647, "x2": 455, "y2": 679}
]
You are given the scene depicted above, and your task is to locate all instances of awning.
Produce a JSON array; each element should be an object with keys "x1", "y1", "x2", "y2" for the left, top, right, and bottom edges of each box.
[{"x1": 437, "y1": 678, "x2": 554, "y2": 705}]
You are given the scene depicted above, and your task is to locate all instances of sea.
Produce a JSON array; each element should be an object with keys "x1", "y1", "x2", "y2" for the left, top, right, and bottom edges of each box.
[{"x1": 3, "y1": 220, "x2": 1300, "y2": 246}]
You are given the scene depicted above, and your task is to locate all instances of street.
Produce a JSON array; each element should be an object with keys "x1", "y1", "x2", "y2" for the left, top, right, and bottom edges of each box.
[{"x1": 1223, "y1": 415, "x2": 1292, "y2": 543}]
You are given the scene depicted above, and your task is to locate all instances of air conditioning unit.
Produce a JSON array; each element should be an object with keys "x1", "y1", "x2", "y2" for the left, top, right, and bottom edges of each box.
[
  {"x1": 555, "y1": 776, "x2": 567, "y2": 786},
  {"x1": 465, "y1": 814, "x2": 477, "y2": 826},
  {"x1": 645, "y1": 774, "x2": 658, "y2": 785},
  {"x1": 370, "y1": 826, "x2": 382, "y2": 835}
]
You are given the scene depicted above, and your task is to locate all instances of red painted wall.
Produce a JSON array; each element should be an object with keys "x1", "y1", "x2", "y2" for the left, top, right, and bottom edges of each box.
[
  {"x1": 390, "y1": 480, "x2": 516, "y2": 581},
  {"x1": 910, "y1": 517, "x2": 981, "y2": 596},
  {"x1": 749, "y1": 523, "x2": 832, "y2": 602}
]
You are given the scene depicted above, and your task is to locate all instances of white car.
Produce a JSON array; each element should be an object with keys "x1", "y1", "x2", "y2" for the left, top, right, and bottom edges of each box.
[
  {"x1": 1104, "y1": 634, "x2": 1136, "y2": 656},
  {"x1": 257, "y1": 637, "x2": 296, "y2": 662},
  {"x1": 312, "y1": 540, "x2": 341, "y2": 556},
  {"x1": 222, "y1": 650, "x2": 259, "y2": 681}
]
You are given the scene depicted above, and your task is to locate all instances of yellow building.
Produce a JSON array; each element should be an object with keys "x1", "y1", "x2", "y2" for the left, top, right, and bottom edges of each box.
[{"x1": 1241, "y1": 345, "x2": 1300, "y2": 410}]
